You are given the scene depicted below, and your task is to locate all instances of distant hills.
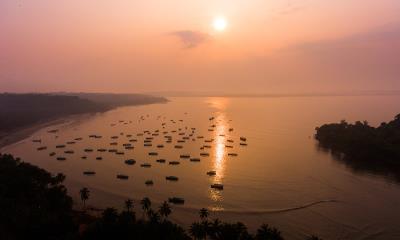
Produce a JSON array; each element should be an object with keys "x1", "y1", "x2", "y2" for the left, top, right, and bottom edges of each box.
[{"x1": 0, "y1": 93, "x2": 167, "y2": 134}]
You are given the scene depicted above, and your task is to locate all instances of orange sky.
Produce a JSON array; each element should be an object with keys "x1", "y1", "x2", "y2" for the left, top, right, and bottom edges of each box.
[{"x1": 1, "y1": 0, "x2": 400, "y2": 94}]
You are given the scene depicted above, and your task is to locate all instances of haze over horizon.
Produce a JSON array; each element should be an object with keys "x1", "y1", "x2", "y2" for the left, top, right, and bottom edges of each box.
[{"x1": 1, "y1": 0, "x2": 400, "y2": 93}]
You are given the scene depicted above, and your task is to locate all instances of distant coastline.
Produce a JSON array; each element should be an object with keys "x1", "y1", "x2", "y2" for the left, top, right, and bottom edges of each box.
[
  {"x1": 0, "y1": 93, "x2": 168, "y2": 149},
  {"x1": 148, "y1": 90, "x2": 400, "y2": 98}
]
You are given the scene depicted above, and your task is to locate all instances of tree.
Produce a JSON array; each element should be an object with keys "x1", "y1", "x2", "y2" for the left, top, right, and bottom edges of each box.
[
  {"x1": 102, "y1": 208, "x2": 119, "y2": 224},
  {"x1": 199, "y1": 208, "x2": 209, "y2": 221},
  {"x1": 159, "y1": 201, "x2": 172, "y2": 221},
  {"x1": 0, "y1": 154, "x2": 74, "y2": 239},
  {"x1": 79, "y1": 187, "x2": 90, "y2": 208},
  {"x1": 140, "y1": 197, "x2": 151, "y2": 219},
  {"x1": 125, "y1": 198, "x2": 133, "y2": 212},
  {"x1": 255, "y1": 224, "x2": 283, "y2": 240},
  {"x1": 190, "y1": 222, "x2": 207, "y2": 240},
  {"x1": 147, "y1": 209, "x2": 161, "y2": 223}
]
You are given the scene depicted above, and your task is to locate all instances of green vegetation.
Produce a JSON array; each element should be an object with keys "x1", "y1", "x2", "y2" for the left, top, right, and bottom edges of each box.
[
  {"x1": 315, "y1": 114, "x2": 400, "y2": 180},
  {"x1": 0, "y1": 153, "x2": 322, "y2": 239}
]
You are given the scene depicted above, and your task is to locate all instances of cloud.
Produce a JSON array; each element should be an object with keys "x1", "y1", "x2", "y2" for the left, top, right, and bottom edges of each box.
[{"x1": 168, "y1": 30, "x2": 210, "y2": 48}]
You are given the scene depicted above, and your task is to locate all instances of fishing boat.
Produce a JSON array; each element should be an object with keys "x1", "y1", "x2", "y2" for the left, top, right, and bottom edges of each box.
[
  {"x1": 168, "y1": 197, "x2": 185, "y2": 205},
  {"x1": 145, "y1": 180, "x2": 154, "y2": 185},
  {"x1": 180, "y1": 154, "x2": 190, "y2": 159},
  {"x1": 97, "y1": 148, "x2": 107, "y2": 152},
  {"x1": 83, "y1": 171, "x2": 96, "y2": 175},
  {"x1": 200, "y1": 153, "x2": 210, "y2": 157},
  {"x1": 156, "y1": 159, "x2": 166, "y2": 163},
  {"x1": 37, "y1": 146, "x2": 47, "y2": 151},
  {"x1": 240, "y1": 143, "x2": 248, "y2": 146},
  {"x1": 64, "y1": 150, "x2": 74, "y2": 154},
  {"x1": 157, "y1": 144, "x2": 164, "y2": 148},
  {"x1": 56, "y1": 144, "x2": 66, "y2": 148},
  {"x1": 84, "y1": 148, "x2": 93, "y2": 152},
  {"x1": 49, "y1": 152, "x2": 56, "y2": 157},
  {"x1": 125, "y1": 159, "x2": 136, "y2": 165},
  {"x1": 207, "y1": 171, "x2": 216, "y2": 176},
  {"x1": 169, "y1": 161, "x2": 180, "y2": 165},
  {"x1": 165, "y1": 176, "x2": 179, "y2": 181},
  {"x1": 140, "y1": 163, "x2": 151, "y2": 168},
  {"x1": 96, "y1": 157, "x2": 102, "y2": 160},
  {"x1": 190, "y1": 158, "x2": 201, "y2": 162},
  {"x1": 228, "y1": 153, "x2": 238, "y2": 156},
  {"x1": 117, "y1": 174, "x2": 129, "y2": 180},
  {"x1": 57, "y1": 157, "x2": 66, "y2": 161},
  {"x1": 174, "y1": 145, "x2": 183, "y2": 149},
  {"x1": 240, "y1": 137, "x2": 247, "y2": 141},
  {"x1": 211, "y1": 184, "x2": 224, "y2": 190},
  {"x1": 148, "y1": 152, "x2": 158, "y2": 156},
  {"x1": 67, "y1": 141, "x2": 76, "y2": 144}
]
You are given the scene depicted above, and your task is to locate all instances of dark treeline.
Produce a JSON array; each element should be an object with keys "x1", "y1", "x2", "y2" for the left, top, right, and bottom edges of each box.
[
  {"x1": 64, "y1": 93, "x2": 168, "y2": 108},
  {"x1": 315, "y1": 114, "x2": 400, "y2": 180},
  {"x1": 0, "y1": 153, "x2": 322, "y2": 240},
  {"x1": 0, "y1": 93, "x2": 167, "y2": 134}
]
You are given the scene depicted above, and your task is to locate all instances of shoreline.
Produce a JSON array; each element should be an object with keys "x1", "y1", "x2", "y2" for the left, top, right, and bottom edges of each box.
[
  {"x1": 0, "y1": 113, "x2": 95, "y2": 150},
  {"x1": 0, "y1": 100, "x2": 168, "y2": 151}
]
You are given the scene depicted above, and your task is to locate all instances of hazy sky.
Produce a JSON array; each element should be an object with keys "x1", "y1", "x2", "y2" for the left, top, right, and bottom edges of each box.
[{"x1": 1, "y1": 0, "x2": 400, "y2": 94}]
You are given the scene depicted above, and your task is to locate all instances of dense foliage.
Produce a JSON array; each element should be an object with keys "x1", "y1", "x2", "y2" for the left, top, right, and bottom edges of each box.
[
  {"x1": 0, "y1": 153, "x2": 75, "y2": 239},
  {"x1": 315, "y1": 114, "x2": 400, "y2": 179}
]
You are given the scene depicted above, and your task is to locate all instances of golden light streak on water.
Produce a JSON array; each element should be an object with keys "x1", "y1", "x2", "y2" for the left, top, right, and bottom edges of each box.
[{"x1": 206, "y1": 98, "x2": 229, "y2": 211}]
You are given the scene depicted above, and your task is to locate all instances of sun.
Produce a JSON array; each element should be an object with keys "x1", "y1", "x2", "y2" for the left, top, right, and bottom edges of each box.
[{"x1": 213, "y1": 17, "x2": 227, "y2": 32}]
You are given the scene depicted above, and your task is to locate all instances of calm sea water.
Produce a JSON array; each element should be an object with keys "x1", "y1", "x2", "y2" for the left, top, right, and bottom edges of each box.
[{"x1": 2, "y1": 96, "x2": 400, "y2": 239}]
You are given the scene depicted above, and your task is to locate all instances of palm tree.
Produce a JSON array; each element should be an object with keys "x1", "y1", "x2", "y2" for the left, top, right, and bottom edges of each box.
[
  {"x1": 255, "y1": 224, "x2": 283, "y2": 240},
  {"x1": 79, "y1": 187, "x2": 90, "y2": 209},
  {"x1": 125, "y1": 198, "x2": 133, "y2": 212},
  {"x1": 159, "y1": 201, "x2": 172, "y2": 221},
  {"x1": 147, "y1": 209, "x2": 161, "y2": 223},
  {"x1": 199, "y1": 208, "x2": 209, "y2": 221},
  {"x1": 189, "y1": 222, "x2": 206, "y2": 240},
  {"x1": 140, "y1": 197, "x2": 151, "y2": 219}
]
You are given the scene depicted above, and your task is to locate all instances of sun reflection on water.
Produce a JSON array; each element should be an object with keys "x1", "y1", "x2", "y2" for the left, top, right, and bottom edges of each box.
[{"x1": 206, "y1": 98, "x2": 229, "y2": 211}]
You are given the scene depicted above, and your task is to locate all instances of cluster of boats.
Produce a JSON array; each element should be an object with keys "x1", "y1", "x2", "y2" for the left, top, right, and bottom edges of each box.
[{"x1": 31, "y1": 113, "x2": 249, "y2": 205}]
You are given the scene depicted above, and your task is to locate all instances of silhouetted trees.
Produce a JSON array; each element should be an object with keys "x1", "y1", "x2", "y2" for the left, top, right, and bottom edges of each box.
[
  {"x1": 0, "y1": 153, "x2": 75, "y2": 239},
  {"x1": 0, "y1": 93, "x2": 167, "y2": 134},
  {"x1": 316, "y1": 114, "x2": 400, "y2": 161},
  {"x1": 0, "y1": 153, "x2": 323, "y2": 240},
  {"x1": 80, "y1": 187, "x2": 90, "y2": 209},
  {"x1": 315, "y1": 114, "x2": 400, "y2": 181}
]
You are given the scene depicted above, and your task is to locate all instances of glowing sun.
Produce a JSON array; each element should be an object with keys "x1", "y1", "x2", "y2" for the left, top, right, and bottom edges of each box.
[{"x1": 213, "y1": 17, "x2": 227, "y2": 32}]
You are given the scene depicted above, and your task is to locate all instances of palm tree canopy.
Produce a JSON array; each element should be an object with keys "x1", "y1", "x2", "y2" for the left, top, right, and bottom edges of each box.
[
  {"x1": 79, "y1": 187, "x2": 90, "y2": 201},
  {"x1": 125, "y1": 198, "x2": 133, "y2": 211},
  {"x1": 159, "y1": 201, "x2": 172, "y2": 218},
  {"x1": 199, "y1": 208, "x2": 209, "y2": 220},
  {"x1": 140, "y1": 197, "x2": 151, "y2": 211}
]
